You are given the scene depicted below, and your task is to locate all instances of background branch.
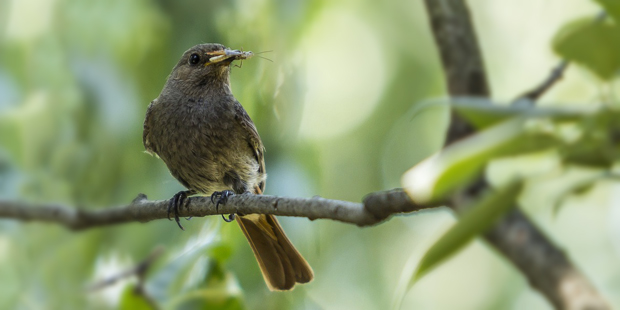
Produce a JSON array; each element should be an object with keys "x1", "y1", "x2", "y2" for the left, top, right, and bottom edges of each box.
[
  {"x1": 88, "y1": 246, "x2": 165, "y2": 292},
  {"x1": 88, "y1": 246, "x2": 164, "y2": 310},
  {"x1": 516, "y1": 60, "x2": 570, "y2": 102},
  {"x1": 422, "y1": 0, "x2": 609, "y2": 309}
]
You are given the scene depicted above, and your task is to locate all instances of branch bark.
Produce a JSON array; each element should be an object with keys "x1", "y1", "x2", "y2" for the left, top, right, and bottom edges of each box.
[
  {"x1": 423, "y1": 0, "x2": 609, "y2": 309},
  {"x1": 485, "y1": 211, "x2": 610, "y2": 310},
  {"x1": 0, "y1": 189, "x2": 433, "y2": 230}
]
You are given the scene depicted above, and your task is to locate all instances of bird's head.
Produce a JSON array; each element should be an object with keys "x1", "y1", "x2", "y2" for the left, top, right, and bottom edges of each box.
[{"x1": 166, "y1": 43, "x2": 253, "y2": 95}]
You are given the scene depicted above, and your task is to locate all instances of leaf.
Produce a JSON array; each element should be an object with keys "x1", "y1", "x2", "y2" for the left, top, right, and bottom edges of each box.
[
  {"x1": 119, "y1": 285, "x2": 156, "y2": 310},
  {"x1": 167, "y1": 268, "x2": 245, "y2": 310},
  {"x1": 402, "y1": 117, "x2": 554, "y2": 204},
  {"x1": 594, "y1": 0, "x2": 620, "y2": 21},
  {"x1": 450, "y1": 97, "x2": 598, "y2": 129},
  {"x1": 392, "y1": 97, "x2": 597, "y2": 133},
  {"x1": 549, "y1": 168, "x2": 607, "y2": 215},
  {"x1": 412, "y1": 182, "x2": 523, "y2": 282},
  {"x1": 553, "y1": 18, "x2": 620, "y2": 80},
  {"x1": 172, "y1": 289, "x2": 245, "y2": 310},
  {"x1": 145, "y1": 221, "x2": 222, "y2": 303},
  {"x1": 206, "y1": 243, "x2": 233, "y2": 263}
]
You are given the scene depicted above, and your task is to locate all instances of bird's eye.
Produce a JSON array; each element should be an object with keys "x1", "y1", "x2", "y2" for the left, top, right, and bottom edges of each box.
[{"x1": 189, "y1": 53, "x2": 200, "y2": 65}]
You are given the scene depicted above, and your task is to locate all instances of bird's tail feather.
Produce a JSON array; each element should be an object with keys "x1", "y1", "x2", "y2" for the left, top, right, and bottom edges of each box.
[{"x1": 236, "y1": 214, "x2": 313, "y2": 291}]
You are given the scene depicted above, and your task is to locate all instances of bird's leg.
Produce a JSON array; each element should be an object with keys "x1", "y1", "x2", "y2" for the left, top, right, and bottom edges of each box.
[
  {"x1": 210, "y1": 190, "x2": 236, "y2": 222},
  {"x1": 168, "y1": 190, "x2": 196, "y2": 230},
  {"x1": 184, "y1": 191, "x2": 197, "y2": 221}
]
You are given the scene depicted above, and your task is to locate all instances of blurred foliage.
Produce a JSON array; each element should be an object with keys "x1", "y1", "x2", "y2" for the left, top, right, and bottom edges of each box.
[
  {"x1": 553, "y1": 18, "x2": 620, "y2": 80},
  {"x1": 119, "y1": 286, "x2": 154, "y2": 310},
  {"x1": 414, "y1": 181, "x2": 523, "y2": 281},
  {"x1": 400, "y1": 0, "x2": 620, "y2": 304},
  {"x1": 553, "y1": 1, "x2": 620, "y2": 80},
  {"x1": 1, "y1": 0, "x2": 620, "y2": 310},
  {"x1": 595, "y1": 0, "x2": 620, "y2": 22},
  {"x1": 403, "y1": 102, "x2": 620, "y2": 293}
]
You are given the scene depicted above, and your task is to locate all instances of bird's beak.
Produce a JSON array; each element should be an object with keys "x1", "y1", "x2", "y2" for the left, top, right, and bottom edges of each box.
[{"x1": 206, "y1": 49, "x2": 253, "y2": 65}]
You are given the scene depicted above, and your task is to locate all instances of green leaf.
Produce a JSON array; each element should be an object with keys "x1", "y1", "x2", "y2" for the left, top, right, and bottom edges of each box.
[
  {"x1": 146, "y1": 222, "x2": 222, "y2": 302},
  {"x1": 553, "y1": 19, "x2": 620, "y2": 80},
  {"x1": 413, "y1": 182, "x2": 523, "y2": 282},
  {"x1": 167, "y1": 269, "x2": 245, "y2": 310},
  {"x1": 450, "y1": 97, "x2": 598, "y2": 129},
  {"x1": 403, "y1": 117, "x2": 554, "y2": 204},
  {"x1": 397, "y1": 97, "x2": 597, "y2": 133},
  {"x1": 120, "y1": 285, "x2": 156, "y2": 310},
  {"x1": 550, "y1": 168, "x2": 607, "y2": 215},
  {"x1": 173, "y1": 289, "x2": 244, "y2": 310},
  {"x1": 594, "y1": 0, "x2": 620, "y2": 21},
  {"x1": 206, "y1": 243, "x2": 233, "y2": 263}
]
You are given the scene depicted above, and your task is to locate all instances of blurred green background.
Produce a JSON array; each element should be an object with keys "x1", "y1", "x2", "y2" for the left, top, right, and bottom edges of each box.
[{"x1": 1, "y1": 0, "x2": 619, "y2": 309}]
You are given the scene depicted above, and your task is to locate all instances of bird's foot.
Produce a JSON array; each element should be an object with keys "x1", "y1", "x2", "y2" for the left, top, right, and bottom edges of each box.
[
  {"x1": 168, "y1": 190, "x2": 194, "y2": 230},
  {"x1": 222, "y1": 213, "x2": 236, "y2": 222},
  {"x1": 211, "y1": 190, "x2": 236, "y2": 222}
]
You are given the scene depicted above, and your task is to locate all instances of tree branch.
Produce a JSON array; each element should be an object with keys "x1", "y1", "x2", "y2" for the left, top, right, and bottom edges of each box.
[
  {"x1": 88, "y1": 246, "x2": 165, "y2": 291},
  {"x1": 88, "y1": 246, "x2": 164, "y2": 309},
  {"x1": 0, "y1": 189, "x2": 434, "y2": 230},
  {"x1": 423, "y1": 0, "x2": 610, "y2": 309},
  {"x1": 515, "y1": 60, "x2": 569, "y2": 102},
  {"x1": 513, "y1": 11, "x2": 603, "y2": 105},
  {"x1": 424, "y1": 0, "x2": 487, "y2": 145},
  {"x1": 485, "y1": 211, "x2": 610, "y2": 310}
]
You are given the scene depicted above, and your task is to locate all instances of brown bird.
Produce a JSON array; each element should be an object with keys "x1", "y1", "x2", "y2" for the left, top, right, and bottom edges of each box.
[{"x1": 143, "y1": 43, "x2": 313, "y2": 290}]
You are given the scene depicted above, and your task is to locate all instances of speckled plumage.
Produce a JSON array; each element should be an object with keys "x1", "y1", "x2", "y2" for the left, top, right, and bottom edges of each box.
[
  {"x1": 143, "y1": 43, "x2": 312, "y2": 291},
  {"x1": 143, "y1": 44, "x2": 265, "y2": 195}
]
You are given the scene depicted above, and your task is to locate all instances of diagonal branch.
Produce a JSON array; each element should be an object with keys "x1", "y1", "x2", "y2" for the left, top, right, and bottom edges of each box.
[
  {"x1": 515, "y1": 60, "x2": 569, "y2": 102},
  {"x1": 485, "y1": 211, "x2": 610, "y2": 310},
  {"x1": 422, "y1": 0, "x2": 609, "y2": 309},
  {"x1": 0, "y1": 189, "x2": 434, "y2": 230},
  {"x1": 88, "y1": 246, "x2": 165, "y2": 291},
  {"x1": 424, "y1": 0, "x2": 488, "y2": 145}
]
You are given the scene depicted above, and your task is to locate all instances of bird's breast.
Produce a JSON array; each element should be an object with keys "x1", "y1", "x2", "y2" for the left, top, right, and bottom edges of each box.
[{"x1": 148, "y1": 97, "x2": 259, "y2": 194}]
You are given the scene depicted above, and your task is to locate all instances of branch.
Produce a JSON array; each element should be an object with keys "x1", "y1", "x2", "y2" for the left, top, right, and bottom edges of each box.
[
  {"x1": 515, "y1": 60, "x2": 569, "y2": 102},
  {"x1": 88, "y1": 246, "x2": 165, "y2": 291},
  {"x1": 423, "y1": 1, "x2": 610, "y2": 309},
  {"x1": 513, "y1": 11, "x2": 603, "y2": 105},
  {"x1": 485, "y1": 211, "x2": 610, "y2": 310},
  {"x1": 0, "y1": 189, "x2": 434, "y2": 230},
  {"x1": 89, "y1": 246, "x2": 164, "y2": 310},
  {"x1": 424, "y1": 0, "x2": 488, "y2": 144}
]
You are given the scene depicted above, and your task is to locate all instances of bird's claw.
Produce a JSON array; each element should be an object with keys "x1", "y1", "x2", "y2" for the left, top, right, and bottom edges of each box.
[
  {"x1": 210, "y1": 190, "x2": 236, "y2": 222},
  {"x1": 168, "y1": 190, "x2": 192, "y2": 231},
  {"x1": 223, "y1": 213, "x2": 236, "y2": 222}
]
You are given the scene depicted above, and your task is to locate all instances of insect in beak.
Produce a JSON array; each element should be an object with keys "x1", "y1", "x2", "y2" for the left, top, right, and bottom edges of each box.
[{"x1": 207, "y1": 49, "x2": 254, "y2": 65}]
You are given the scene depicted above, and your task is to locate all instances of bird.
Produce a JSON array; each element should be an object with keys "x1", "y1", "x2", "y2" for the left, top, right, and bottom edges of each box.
[{"x1": 142, "y1": 43, "x2": 313, "y2": 291}]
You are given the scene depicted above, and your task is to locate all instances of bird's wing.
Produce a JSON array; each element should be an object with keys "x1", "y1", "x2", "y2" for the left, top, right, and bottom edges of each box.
[
  {"x1": 143, "y1": 99, "x2": 157, "y2": 156},
  {"x1": 234, "y1": 102, "x2": 266, "y2": 192}
]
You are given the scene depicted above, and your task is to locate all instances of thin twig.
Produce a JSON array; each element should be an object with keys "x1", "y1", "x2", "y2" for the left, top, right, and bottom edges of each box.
[
  {"x1": 515, "y1": 60, "x2": 569, "y2": 103},
  {"x1": 88, "y1": 246, "x2": 165, "y2": 292},
  {"x1": 88, "y1": 246, "x2": 164, "y2": 309},
  {"x1": 513, "y1": 11, "x2": 606, "y2": 105}
]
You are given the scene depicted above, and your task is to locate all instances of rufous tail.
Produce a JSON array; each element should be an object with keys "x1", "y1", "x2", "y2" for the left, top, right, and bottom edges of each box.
[{"x1": 236, "y1": 213, "x2": 313, "y2": 291}]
